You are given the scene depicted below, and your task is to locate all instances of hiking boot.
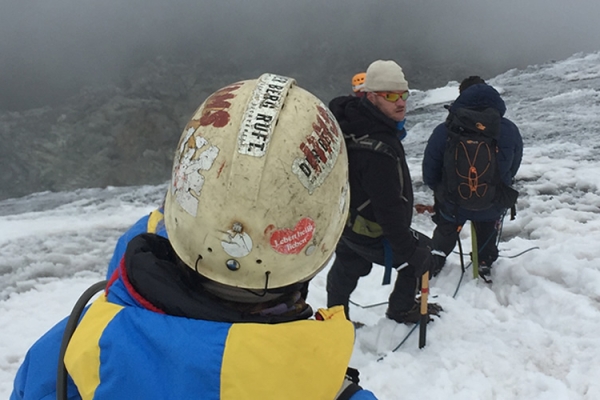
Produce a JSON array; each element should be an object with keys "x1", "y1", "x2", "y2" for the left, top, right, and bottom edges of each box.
[
  {"x1": 426, "y1": 302, "x2": 444, "y2": 315},
  {"x1": 431, "y1": 254, "x2": 446, "y2": 277},
  {"x1": 414, "y1": 295, "x2": 444, "y2": 315},
  {"x1": 478, "y1": 261, "x2": 493, "y2": 282},
  {"x1": 386, "y1": 301, "x2": 443, "y2": 325}
]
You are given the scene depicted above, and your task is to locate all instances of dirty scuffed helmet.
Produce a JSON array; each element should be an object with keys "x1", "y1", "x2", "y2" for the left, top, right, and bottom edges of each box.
[{"x1": 164, "y1": 73, "x2": 349, "y2": 291}]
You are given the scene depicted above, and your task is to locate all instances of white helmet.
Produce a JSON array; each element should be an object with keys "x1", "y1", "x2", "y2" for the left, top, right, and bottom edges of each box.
[{"x1": 164, "y1": 73, "x2": 349, "y2": 290}]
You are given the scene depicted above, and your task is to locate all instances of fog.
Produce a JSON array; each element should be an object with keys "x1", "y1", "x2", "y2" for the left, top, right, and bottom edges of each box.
[
  {"x1": 2, "y1": 0, "x2": 600, "y2": 111},
  {"x1": 1, "y1": 0, "x2": 599, "y2": 201}
]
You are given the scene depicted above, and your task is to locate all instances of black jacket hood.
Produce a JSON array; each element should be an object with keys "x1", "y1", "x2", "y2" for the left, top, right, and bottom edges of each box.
[{"x1": 329, "y1": 95, "x2": 399, "y2": 139}]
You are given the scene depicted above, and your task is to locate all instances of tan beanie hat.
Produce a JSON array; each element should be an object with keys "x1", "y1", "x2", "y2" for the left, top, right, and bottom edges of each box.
[{"x1": 363, "y1": 60, "x2": 409, "y2": 92}]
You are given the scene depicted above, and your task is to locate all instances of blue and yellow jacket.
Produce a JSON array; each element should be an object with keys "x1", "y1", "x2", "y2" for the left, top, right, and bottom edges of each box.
[{"x1": 12, "y1": 234, "x2": 377, "y2": 400}]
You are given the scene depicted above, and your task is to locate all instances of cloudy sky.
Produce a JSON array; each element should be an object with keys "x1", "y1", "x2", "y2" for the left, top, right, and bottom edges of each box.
[{"x1": 2, "y1": 0, "x2": 599, "y2": 110}]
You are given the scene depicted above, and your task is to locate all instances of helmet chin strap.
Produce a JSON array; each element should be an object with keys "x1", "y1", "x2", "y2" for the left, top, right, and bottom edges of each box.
[
  {"x1": 244, "y1": 271, "x2": 271, "y2": 298},
  {"x1": 193, "y1": 252, "x2": 275, "y2": 302},
  {"x1": 199, "y1": 270, "x2": 312, "y2": 305},
  {"x1": 201, "y1": 274, "x2": 280, "y2": 303}
]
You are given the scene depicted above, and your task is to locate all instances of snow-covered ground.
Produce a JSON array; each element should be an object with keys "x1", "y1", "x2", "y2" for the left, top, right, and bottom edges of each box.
[{"x1": 2, "y1": 51, "x2": 600, "y2": 399}]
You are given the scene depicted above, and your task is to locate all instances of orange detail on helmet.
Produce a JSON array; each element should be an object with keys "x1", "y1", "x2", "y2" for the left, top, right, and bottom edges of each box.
[{"x1": 352, "y1": 72, "x2": 366, "y2": 93}]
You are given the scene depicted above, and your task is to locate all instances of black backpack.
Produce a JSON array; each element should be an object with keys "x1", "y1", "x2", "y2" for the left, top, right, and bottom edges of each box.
[{"x1": 438, "y1": 107, "x2": 503, "y2": 211}]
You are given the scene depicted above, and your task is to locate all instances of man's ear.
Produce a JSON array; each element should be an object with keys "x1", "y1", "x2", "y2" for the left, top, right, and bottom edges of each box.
[{"x1": 365, "y1": 92, "x2": 376, "y2": 102}]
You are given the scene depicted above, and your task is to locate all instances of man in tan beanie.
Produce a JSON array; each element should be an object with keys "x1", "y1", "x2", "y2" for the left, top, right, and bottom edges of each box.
[{"x1": 327, "y1": 60, "x2": 442, "y2": 325}]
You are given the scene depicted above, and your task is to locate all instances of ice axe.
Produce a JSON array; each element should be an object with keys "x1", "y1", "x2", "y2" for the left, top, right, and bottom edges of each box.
[{"x1": 418, "y1": 271, "x2": 430, "y2": 349}]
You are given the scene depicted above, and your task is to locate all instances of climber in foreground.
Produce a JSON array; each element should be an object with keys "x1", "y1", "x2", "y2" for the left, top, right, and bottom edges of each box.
[{"x1": 11, "y1": 74, "x2": 377, "y2": 400}]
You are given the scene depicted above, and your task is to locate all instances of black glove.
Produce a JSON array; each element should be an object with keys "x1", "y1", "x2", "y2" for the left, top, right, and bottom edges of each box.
[
  {"x1": 345, "y1": 367, "x2": 360, "y2": 384},
  {"x1": 335, "y1": 368, "x2": 362, "y2": 400},
  {"x1": 407, "y1": 247, "x2": 436, "y2": 278}
]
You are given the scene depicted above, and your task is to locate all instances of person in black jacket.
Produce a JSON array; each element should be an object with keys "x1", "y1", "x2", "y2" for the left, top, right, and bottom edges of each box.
[
  {"x1": 423, "y1": 77, "x2": 523, "y2": 279},
  {"x1": 326, "y1": 60, "x2": 440, "y2": 325}
]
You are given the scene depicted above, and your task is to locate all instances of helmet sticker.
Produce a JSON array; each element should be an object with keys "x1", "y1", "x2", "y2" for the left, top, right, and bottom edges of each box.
[
  {"x1": 268, "y1": 217, "x2": 315, "y2": 255},
  {"x1": 292, "y1": 105, "x2": 343, "y2": 194},
  {"x1": 221, "y1": 223, "x2": 253, "y2": 258},
  {"x1": 172, "y1": 128, "x2": 220, "y2": 216},
  {"x1": 198, "y1": 83, "x2": 243, "y2": 128},
  {"x1": 237, "y1": 74, "x2": 295, "y2": 157}
]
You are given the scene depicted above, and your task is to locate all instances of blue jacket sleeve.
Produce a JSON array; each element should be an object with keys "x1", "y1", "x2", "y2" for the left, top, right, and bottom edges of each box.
[
  {"x1": 497, "y1": 118, "x2": 523, "y2": 185},
  {"x1": 11, "y1": 317, "x2": 81, "y2": 400},
  {"x1": 422, "y1": 123, "x2": 448, "y2": 190},
  {"x1": 507, "y1": 119, "x2": 523, "y2": 179}
]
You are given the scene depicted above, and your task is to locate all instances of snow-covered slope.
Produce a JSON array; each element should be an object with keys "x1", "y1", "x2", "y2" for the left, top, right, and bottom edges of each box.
[{"x1": 1, "y1": 52, "x2": 600, "y2": 399}]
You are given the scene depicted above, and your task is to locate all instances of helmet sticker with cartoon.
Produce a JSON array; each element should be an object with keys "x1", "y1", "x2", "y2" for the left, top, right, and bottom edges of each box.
[
  {"x1": 221, "y1": 222, "x2": 253, "y2": 258},
  {"x1": 172, "y1": 130, "x2": 219, "y2": 217}
]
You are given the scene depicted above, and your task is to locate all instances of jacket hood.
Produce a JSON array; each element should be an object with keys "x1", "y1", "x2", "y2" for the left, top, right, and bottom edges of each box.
[
  {"x1": 451, "y1": 84, "x2": 506, "y2": 117},
  {"x1": 329, "y1": 95, "x2": 397, "y2": 138}
]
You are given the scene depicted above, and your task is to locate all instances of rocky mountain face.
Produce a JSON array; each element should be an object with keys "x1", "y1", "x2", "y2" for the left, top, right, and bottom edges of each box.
[
  {"x1": 0, "y1": 59, "x2": 236, "y2": 200},
  {"x1": 0, "y1": 55, "x2": 472, "y2": 201}
]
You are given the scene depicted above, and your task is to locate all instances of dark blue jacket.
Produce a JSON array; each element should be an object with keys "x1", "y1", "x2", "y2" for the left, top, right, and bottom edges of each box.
[{"x1": 422, "y1": 84, "x2": 523, "y2": 221}]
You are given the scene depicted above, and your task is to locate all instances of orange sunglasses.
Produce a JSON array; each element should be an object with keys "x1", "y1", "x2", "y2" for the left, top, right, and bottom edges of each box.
[{"x1": 375, "y1": 91, "x2": 410, "y2": 102}]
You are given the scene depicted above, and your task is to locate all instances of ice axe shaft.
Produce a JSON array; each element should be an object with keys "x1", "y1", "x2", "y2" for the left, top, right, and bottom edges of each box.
[
  {"x1": 419, "y1": 271, "x2": 429, "y2": 349},
  {"x1": 471, "y1": 222, "x2": 479, "y2": 279}
]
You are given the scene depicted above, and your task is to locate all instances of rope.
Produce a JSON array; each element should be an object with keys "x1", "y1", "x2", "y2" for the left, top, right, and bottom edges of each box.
[{"x1": 357, "y1": 217, "x2": 539, "y2": 355}]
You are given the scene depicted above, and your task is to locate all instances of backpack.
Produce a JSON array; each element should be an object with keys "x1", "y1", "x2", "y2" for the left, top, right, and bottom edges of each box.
[{"x1": 439, "y1": 107, "x2": 502, "y2": 211}]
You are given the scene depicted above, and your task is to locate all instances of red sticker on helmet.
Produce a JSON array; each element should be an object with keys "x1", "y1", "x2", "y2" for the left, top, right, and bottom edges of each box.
[
  {"x1": 199, "y1": 83, "x2": 243, "y2": 128},
  {"x1": 269, "y1": 217, "x2": 315, "y2": 255},
  {"x1": 292, "y1": 105, "x2": 342, "y2": 194}
]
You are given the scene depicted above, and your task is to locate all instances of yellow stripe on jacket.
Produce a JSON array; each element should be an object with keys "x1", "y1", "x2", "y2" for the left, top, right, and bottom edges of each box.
[
  {"x1": 63, "y1": 296, "x2": 354, "y2": 399},
  {"x1": 221, "y1": 305, "x2": 354, "y2": 400},
  {"x1": 64, "y1": 296, "x2": 124, "y2": 400},
  {"x1": 146, "y1": 209, "x2": 164, "y2": 234}
]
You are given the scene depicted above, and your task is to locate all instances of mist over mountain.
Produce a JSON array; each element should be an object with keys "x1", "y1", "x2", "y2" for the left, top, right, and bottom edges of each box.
[{"x1": 1, "y1": 0, "x2": 599, "y2": 200}]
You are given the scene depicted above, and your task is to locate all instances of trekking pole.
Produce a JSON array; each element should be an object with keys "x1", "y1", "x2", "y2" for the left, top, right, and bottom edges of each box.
[
  {"x1": 419, "y1": 271, "x2": 429, "y2": 349},
  {"x1": 456, "y1": 225, "x2": 465, "y2": 273},
  {"x1": 471, "y1": 222, "x2": 479, "y2": 279}
]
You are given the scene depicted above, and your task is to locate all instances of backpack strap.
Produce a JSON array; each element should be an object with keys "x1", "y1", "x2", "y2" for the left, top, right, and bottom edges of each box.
[
  {"x1": 345, "y1": 134, "x2": 406, "y2": 202},
  {"x1": 57, "y1": 280, "x2": 108, "y2": 400},
  {"x1": 335, "y1": 381, "x2": 362, "y2": 400},
  {"x1": 345, "y1": 134, "x2": 398, "y2": 159}
]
